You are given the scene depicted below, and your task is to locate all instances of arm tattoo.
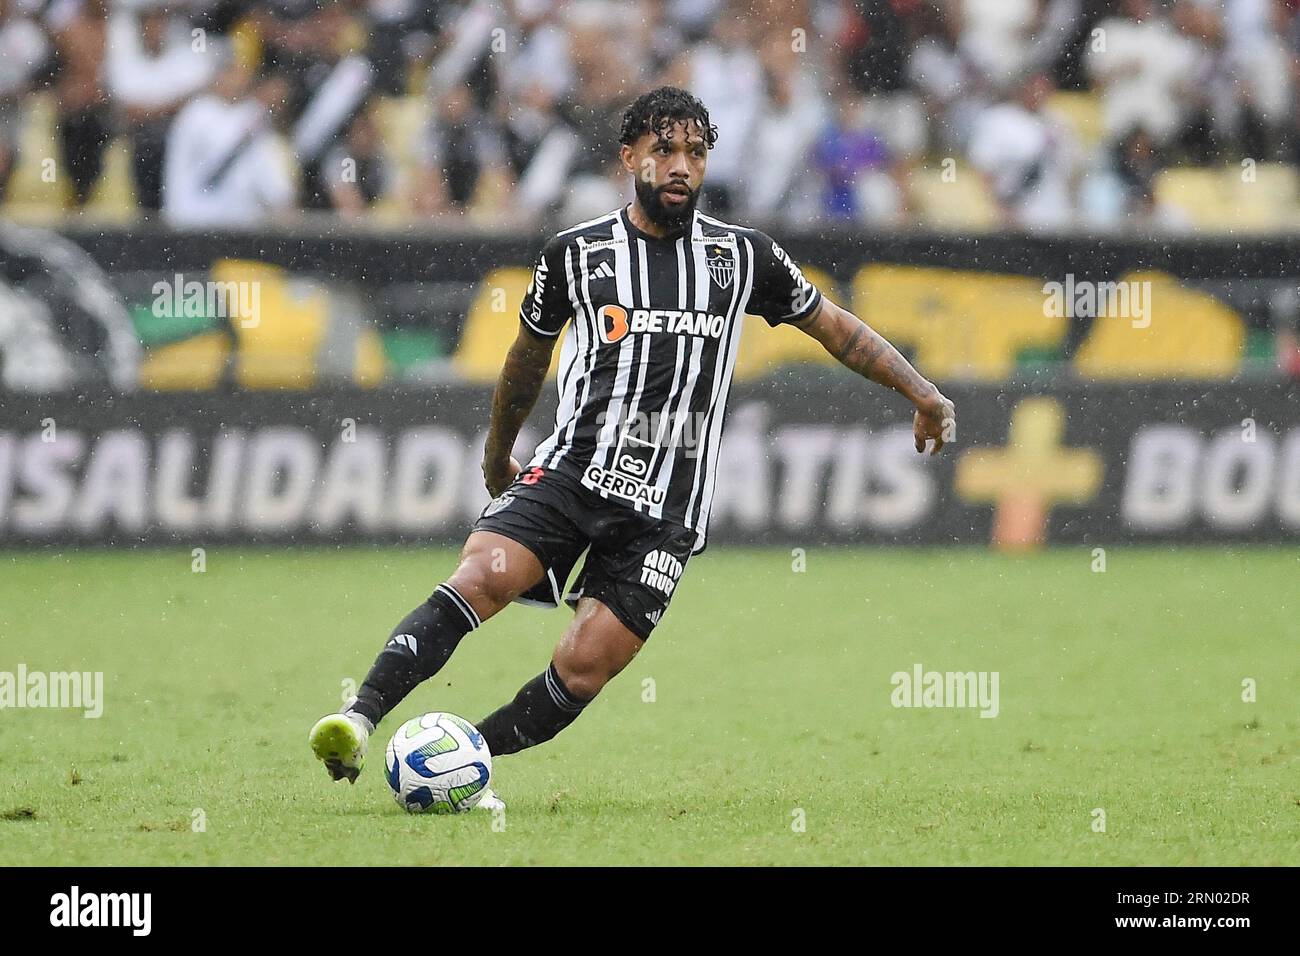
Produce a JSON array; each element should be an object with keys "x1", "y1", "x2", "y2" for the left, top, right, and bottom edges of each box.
[
  {"x1": 836, "y1": 321, "x2": 934, "y2": 403},
  {"x1": 485, "y1": 337, "x2": 550, "y2": 461},
  {"x1": 833, "y1": 324, "x2": 868, "y2": 365}
]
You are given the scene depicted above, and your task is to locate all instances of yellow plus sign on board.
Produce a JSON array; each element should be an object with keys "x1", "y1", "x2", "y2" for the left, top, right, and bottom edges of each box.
[{"x1": 955, "y1": 397, "x2": 1104, "y2": 551}]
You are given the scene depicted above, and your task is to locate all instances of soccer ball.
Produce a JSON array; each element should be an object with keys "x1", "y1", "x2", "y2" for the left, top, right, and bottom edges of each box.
[{"x1": 384, "y1": 712, "x2": 492, "y2": 814}]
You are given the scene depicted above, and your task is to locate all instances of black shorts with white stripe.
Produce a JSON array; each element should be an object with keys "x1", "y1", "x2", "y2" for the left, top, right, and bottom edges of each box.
[{"x1": 470, "y1": 466, "x2": 696, "y2": 640}]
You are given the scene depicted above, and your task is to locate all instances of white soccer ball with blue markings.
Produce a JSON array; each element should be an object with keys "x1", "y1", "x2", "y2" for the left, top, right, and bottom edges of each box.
[{"x1": 384, "y1": 712, "x2": 493, "y2": 814}]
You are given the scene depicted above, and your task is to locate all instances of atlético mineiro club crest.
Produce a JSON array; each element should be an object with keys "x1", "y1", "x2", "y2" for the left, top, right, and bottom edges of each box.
[{"x1": 706, "y1": 246, "x2": 734, "y2": 289}]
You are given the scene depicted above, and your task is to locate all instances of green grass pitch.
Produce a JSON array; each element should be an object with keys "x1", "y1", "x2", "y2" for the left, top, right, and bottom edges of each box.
[{"x1": 1, "y1": 547, "x2": 1296, "y2": 866}]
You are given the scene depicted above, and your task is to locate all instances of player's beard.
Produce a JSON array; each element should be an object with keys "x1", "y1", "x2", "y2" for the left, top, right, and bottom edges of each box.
[{"x1": 635, "y1": 177, "x2": 701, "y2": 232}]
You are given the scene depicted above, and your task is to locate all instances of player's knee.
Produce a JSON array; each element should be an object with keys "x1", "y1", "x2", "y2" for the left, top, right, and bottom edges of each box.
[
  {"x1": 455, "y1": 533, "x2": 545, "y2": 610},
  {"x1": 446, "y1": 557, "x2": 513, "y2": 620},
  {"x1": 552, "y1": 644, "x2": 617, "y2": 701},
  {"x1": 551, "y1": 661, "x2": 605, "y2": 702}
]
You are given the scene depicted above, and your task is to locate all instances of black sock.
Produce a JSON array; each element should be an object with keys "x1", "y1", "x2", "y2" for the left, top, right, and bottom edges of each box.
[
  {"x1": 477, "y1": 663, "x2": 591, "y2": 756},
  {"x1": 350, "y1": 583, "x2": 481, "y2": 727}
]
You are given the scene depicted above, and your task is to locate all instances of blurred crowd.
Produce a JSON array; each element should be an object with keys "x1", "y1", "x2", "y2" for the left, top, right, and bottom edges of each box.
[{"x1": 2, "y1": 0, "x2": 1300, "y2": 231}]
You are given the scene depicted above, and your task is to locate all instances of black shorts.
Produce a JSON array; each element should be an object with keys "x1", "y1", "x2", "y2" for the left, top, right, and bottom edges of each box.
[{"x1": 470, "y1": 466, "x2": 696, "y2": 640}]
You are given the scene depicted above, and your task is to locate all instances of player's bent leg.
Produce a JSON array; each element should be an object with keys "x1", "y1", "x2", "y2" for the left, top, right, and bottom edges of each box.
[
  {"x1": 477, "y1": 597, "x2": 643, "y2": 757},
  {"x1": 311, "y1": 532, "x2": 545, "y2": 782},
  {"x1": 550, "y1": 598, "x2": 645, "y2": 700},
  {"x1": 352, "y1": 531, "x2": 544, "y2": 724}
]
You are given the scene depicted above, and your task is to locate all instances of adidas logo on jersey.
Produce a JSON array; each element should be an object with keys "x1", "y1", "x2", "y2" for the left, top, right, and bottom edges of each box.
[
  {"x1": 591, "y1": 261, "x2": 616, "y2": 280},
  {"x1": 644, "y1": 609, "x2": 663, "y2": 626}
]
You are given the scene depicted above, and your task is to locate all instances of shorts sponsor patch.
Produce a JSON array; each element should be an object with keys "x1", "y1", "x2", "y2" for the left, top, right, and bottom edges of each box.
[{"x1": 639, "y1": 548, "x2": 683, "y2": 596}]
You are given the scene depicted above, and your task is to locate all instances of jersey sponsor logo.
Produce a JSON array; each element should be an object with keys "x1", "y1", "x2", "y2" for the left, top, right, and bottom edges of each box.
[
  {"x1": 639, "y1": 548, "x2": 684, "y2": 596},
  {"x1": 706, "y1": 246, "x2": 734, "y2": 289},
  {"x1": 598, "y1": 304, "x2": 630, "y2": 344},
  {"x1": 691, "y1": 233, "x2": 737, "y2": 246},
  {"x1": 583, "y1": 463, "x2": 667, "y2": 506},
  {"x1": 613, "y1": 433, "x2": 655, "y2": 479},
  {"x1": 598, "y1": 303, "x2": 727, "y2": 343},
  {"x1": 630, "y1": 308, "x2": 726, "y2": 337},
  {"x1": 529, "y1": 253, "x2": 550, "y2": 325},
  {"x1": 519, "y1": 466, "x2": 545, "y2": 485},
  {"x1": 772, "y1": 240, "x2": 812, "y2": 290},
  {"x1": 616, "y1": 450, "x2": 650, "y2": 478},
  {"x1": 770, "y1": 240, "x2": 816, "y2": 316}
]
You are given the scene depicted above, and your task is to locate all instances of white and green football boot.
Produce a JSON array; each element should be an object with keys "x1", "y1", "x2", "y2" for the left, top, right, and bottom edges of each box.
[{"x1": 309, "y1": 704, "x2": 373, "y2": 784}]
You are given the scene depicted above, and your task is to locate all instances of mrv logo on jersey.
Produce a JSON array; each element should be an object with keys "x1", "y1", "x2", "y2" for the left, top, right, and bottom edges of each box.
[{"x1": 597, "y1": 304, "x2": 726, "y2": 344}]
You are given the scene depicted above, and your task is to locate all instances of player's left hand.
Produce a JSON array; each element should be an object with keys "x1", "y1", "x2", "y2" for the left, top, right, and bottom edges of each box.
[{"x1": 913, "y1": 390, "x2": 955, "y2": 455}]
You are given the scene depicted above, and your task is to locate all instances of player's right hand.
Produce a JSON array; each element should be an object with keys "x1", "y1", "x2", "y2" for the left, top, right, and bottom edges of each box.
[
  {"x1": 913, "y1": 391, "x2": 955, "y2": 455},
  {"x1": 482, "y1": 454, "x2": 522, "y2": 498}
]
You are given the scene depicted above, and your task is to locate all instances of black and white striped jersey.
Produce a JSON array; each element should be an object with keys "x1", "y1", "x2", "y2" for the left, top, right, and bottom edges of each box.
[{"x1": 518, "y1": 203, "x2": 822, "y2": 553}]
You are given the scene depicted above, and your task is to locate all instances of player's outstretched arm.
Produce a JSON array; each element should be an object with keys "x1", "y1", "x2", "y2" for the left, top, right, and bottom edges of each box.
[
  {"x1": 792, "y1": 297, "x2": 956, "y2": 455},
  {"x1": 483, "y1": 326, "x2": 557, "y2": 495}
]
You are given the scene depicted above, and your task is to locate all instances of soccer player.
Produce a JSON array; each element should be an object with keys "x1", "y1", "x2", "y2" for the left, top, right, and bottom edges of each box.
[{"x1": 310, "y1": 87, "x2": 955, "y2": 805}]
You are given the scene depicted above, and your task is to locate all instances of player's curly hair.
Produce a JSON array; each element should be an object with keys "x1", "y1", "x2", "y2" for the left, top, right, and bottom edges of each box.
[{"x1": 618, "y1": 86, "x2": 719, "y2": 149}]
